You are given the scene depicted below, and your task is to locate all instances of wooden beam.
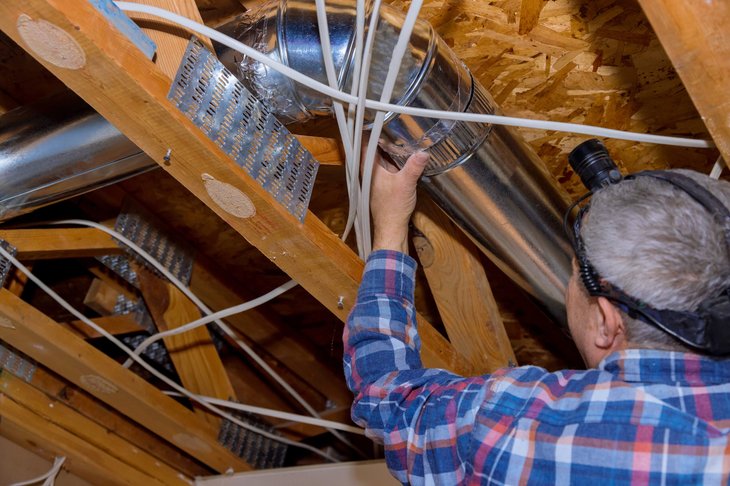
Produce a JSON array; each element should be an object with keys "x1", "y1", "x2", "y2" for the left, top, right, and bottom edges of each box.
[
  {"x1": 61, "y1": 315, "x2": 145, "y2": 339},
  {"x1": 0, "y1": 372, "x2": 188, "y2": 485},
  {"x1": 135, "y1": 264, "x2": 237, "y2": 429},
  {"x1": 83, "y1": 278, "x2": 124, "y2": 315},
  {"x1": 412, "y1": 199, "x2": 516, "y2": 373},
  {"x1": 190, "y1": 260, "x2": 352, "y2": 408},
  {"x1": 636, "y1": 1, "x2": 730, "y2": 161},
  {"x1": 0, "y1": 395, "x2": 167, "y2": 486},
  {"x1": 0, "y1": 0, "x2": 473, "y2": 375},
  {"x1": 0, "y1": 228, "x2": 123, "y2": 260},
  {"x1": 26, "y1": 366, "x2": 211, "y2": 478},
  {"x1": 0, "y1": 289, "x2": 251, "y2": 472}
]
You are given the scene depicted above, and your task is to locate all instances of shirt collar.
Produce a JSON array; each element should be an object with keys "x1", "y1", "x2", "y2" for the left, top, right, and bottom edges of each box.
[{"x1": 598, "y1": 349, "x2": 730, "y2": 386}]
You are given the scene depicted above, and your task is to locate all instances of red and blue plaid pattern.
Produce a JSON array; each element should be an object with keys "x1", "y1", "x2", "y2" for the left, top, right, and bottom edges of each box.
[{"x1": 344, "y1": 250, "x2": 730, "y2": 485}]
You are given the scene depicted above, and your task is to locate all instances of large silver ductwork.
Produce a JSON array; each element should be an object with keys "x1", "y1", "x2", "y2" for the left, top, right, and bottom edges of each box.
[
  {"x1": 0, "y1": 0, "x2": 572, "y2": 323},
  {"x1": 215, "y1": 0, "x2": 573, "y2": 321},
  {"x1": 0, "y1": 93, "x2": 154, "y2": 221}
]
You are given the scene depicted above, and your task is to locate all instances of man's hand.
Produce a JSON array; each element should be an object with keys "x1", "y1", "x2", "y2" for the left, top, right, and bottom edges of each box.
[{"x1": 370, "y1": 151, "x2": 430, "y2": 253}]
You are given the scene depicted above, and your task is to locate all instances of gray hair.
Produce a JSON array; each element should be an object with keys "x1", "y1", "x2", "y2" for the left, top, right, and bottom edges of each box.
[{"x1": 581, "y1": 169, "x2": 730, "y2": 352}]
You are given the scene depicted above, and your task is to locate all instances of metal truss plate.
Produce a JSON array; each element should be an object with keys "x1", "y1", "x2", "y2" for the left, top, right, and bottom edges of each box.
[
  {"x1": 168, "y1": 37, "x2": 319, "y2": 222},
  {"x1": 0, "y1": 239, "x2": 17, "y2": 288}
]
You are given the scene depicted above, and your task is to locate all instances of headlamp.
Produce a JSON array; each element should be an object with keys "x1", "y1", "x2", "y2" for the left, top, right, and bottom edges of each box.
[{"x1": 566, "y1": 139, "x2": 730, "y2": 356}]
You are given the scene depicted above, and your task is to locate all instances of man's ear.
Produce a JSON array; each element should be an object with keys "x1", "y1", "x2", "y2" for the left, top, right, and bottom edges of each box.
[{"x1": 594, "y1": 297, "x2": 625, "y2": 349}]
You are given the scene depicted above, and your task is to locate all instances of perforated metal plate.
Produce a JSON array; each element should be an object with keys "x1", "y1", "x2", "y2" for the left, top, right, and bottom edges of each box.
[
  {"x1": 0, "y1": 239, "x2": 17, "y2": 288},
  {"x1": 168, "y1": 38, "x2": 319, "y2": 222},
  {"x1": 0, "y1": 343, "x2": 36, "y2": 383}
]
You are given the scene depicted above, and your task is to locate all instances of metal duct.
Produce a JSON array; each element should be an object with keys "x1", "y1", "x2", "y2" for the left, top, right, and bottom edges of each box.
[
  {"x1": 215, "y1": 0, "x2": 573, "y2": 322},
  {"x1": 0, "y1": 92, "x2": 155, "y2": 221}
]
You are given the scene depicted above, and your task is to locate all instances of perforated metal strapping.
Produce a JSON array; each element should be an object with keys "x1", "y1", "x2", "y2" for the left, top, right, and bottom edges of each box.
[{"x1": 168, "y1": 37, "x2": 319, "y2": 222}]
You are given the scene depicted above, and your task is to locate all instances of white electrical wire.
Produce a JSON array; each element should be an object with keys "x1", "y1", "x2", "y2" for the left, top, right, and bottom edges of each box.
[
  {"x1": 350, "y1": 0, "x2": 384, "y2": 257},
  {"x1": 9, "y1": 456, "x2": 66, "y2": 486},
  {"x1": 0, "y1": 244, "x2": 341, "y2": 462},
  {"x1": 46, "y1": 220, "x2": 364, "y2": 457},
  {"x1": 710, "y1": 155, "x2": 726, "y2": 180},
  {"x1": 124, "y1": 278, "x2": 297, "y2": 362},
  {"x1": 163, "y1": 391, "x2": 364, "y2": 435},
  {"x1": 358, "y1": 0, "x2": 424, "y2": 257},
  {"x1": 113, "y1": 1, "x2": 714, "y2": 150},
  {"x1": 314, "y1": 0, "x2": 361, "y2": 245}
]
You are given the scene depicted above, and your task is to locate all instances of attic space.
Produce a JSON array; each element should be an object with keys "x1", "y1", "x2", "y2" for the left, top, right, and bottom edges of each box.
[{"x1": 0, "y1": 0, "x2": 725, "y2": 483}]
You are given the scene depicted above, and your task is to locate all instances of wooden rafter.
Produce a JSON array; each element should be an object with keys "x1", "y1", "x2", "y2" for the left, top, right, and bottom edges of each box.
[
  {"x1": 636, "y1": 1, "x2": 730, "y2": 162},
  {"x1": 412, "y1": 199, "x2": 516, "y2": 373},
  {"x1": 0, "y1": 289, "x2": 251, "y2": 472},
  {"x1": 0, "y1": 228, "x2": 123, "y2": 260},
  {"x1": 135, "y1": 263, "x2": 238, "y2": 429},
  {"x1": 24, "y1": 365, "x2": 210, "y2": 477},
  {"x1": 0, "y1": 372, "x2": 188, "y2": 485},
  {"x1": 0, "y1": 0, "x2": 472, "y2": 375}
]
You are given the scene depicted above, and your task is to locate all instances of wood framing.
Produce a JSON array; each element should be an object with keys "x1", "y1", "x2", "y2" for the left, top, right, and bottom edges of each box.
[
  {"x1": 1, "y1": 225, "x2": 351, "y2": 414},
  {"x1": 0, "y1": 228, "x2": 123, "y2": 260},
  {"x1": 412, "y1": 199, "x2": 516, "y2": 373},
  {"x1": 0, "y1": 289, "x2": 251, "y2": 472},
  {"x1": 636, "y1": 1, "x2": 730, "y2": 162},
  {"x1": 135, "y1": 264, "x2": 238, "y2": 429},
  {"x1": 0, "y1": 0, "x2": 472, "y2": 375},
  {"x1": 0, "y1": 396, "x2": 166, "y2": 486},
  {"x1": 25, "y1": 366, "x2": 210, "y2": 477},
  {"x1": 0, "y1": 371, "x2": 189, "y2": 485}
]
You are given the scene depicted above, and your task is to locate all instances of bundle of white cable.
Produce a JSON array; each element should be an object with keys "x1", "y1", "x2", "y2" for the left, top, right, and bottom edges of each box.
[
  {"x1": 357, "y1": 0, "x2": 424, "y2": 257},
  {"x1": 9, "y1": 456, "x2": 66, "y2": 486}
]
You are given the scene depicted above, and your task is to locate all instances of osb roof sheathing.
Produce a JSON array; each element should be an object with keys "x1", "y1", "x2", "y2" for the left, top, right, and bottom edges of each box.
[{"x1": 389, "y1": 0, "x2": 719, "y2": 196}]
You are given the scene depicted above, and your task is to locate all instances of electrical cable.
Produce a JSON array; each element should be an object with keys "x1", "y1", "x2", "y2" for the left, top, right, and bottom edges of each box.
[
  {"x1": 9, "y1": 456, "x2": 66, "y2": 486},
  {"x1": 163, "y1": 391, "x2": 365, "y2": 435},
  {"x1": 358, "y1": 0, "x2": 424, "y2": 257},
  {"x1": 314, "y1": 0, "x2": 361, "y2": 246},
  {"x1": 350, "y1": 0, "x2": 384, "y2": 257},
  {"x1": 0, "y1": 244, "x2": 341, "y2": 463},
  {"x1": 710, "y1": 155, "x2": 726, "y2": 180},
  {"x1": 45, "y1": 220, "x2": 364, "y2": 457},
  {"x1": 124, "y1": 280, "x2": 297, "y2": 361},
  {"x1": 113, "y1": 2, "x2": 714, "y2": 150}
]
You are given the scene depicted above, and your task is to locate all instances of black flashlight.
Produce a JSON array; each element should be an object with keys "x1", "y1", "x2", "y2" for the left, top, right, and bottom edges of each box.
[{"x1": 568, "y1": 139, "x2": 623, "y2": 193}]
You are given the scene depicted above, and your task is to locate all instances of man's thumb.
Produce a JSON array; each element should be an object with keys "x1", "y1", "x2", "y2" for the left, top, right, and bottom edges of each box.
[{"x1": 402, "y1": 151, "x2": 430, "y2": 181}]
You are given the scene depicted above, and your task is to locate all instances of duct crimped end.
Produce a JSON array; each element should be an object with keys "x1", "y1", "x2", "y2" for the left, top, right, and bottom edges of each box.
[{"x1": 386, "y1": 80, "x2": 495, "y2": 176}]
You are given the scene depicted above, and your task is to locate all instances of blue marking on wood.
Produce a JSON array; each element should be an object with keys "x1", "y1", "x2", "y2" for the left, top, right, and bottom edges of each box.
[{"x1": 87, "y1": 0, "x2": 156, "y2": 60}]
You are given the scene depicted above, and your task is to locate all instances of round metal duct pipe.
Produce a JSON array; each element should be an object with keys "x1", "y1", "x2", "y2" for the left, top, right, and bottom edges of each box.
[
  {"x1": 0, "y1": 93, "x2": 155, "y2": 221},
  {"x1": 215, "y1": 0, "x2": 573, "y2": 322}
]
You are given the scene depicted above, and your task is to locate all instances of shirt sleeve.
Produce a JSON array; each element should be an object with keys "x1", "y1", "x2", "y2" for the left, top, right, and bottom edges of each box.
[{"x1": 343, "y1": 250, "x2": 490, "y2": 484}]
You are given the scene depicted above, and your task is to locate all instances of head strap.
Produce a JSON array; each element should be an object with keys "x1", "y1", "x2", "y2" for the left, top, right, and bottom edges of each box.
[{"x1": 569, "y1": 171, "x2": 730, "y2": 355}]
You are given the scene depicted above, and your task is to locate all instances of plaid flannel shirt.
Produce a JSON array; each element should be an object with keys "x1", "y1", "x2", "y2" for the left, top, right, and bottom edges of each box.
[{"x1": 344, "y1": 250, "x2": 730, "y2": 485}]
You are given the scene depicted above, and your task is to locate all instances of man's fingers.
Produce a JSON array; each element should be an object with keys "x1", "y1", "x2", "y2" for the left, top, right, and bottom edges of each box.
[{"x1": 401, "y1": 151, "x2": 430, "y2": 181}]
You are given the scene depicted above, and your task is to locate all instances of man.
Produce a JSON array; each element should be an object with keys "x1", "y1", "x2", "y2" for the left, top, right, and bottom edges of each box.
[{"x1": 344, "y1": 151, "x2": 730, "y2": 484}]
